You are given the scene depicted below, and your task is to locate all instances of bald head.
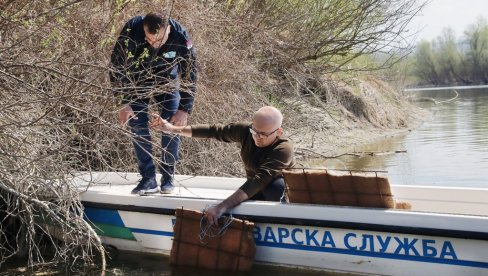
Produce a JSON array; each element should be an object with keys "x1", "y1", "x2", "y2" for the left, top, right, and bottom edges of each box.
[
  {"x1": 251, "y1": 106, "x2": 284, "y2": 147},
  {"x1": 253, "y1": 106, "x2": 283, "y2": 129}
]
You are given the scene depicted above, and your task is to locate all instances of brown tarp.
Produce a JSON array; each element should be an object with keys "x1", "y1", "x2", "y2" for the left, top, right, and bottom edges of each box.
[
  {"x1": 170, "y1": 208, "x2": 256, "y2": 271},
  {"x1": 283, "y1": 169, "x2": 411, "y2": 210}
]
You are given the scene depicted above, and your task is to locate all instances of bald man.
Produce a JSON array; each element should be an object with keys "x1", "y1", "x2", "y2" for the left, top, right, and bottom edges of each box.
[{"x1": 150, "y1": 106, "x2": 294, "y2": 224}]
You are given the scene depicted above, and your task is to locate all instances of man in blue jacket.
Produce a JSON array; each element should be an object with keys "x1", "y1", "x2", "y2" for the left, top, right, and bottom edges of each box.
[{"x1": 110, "y1": 12, "x2": 197, "y2": 195}]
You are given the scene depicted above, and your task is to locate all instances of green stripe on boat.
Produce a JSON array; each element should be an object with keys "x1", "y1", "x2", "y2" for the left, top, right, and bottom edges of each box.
[{"x1": 89, "y1": 222, "x2": 136, "y2": 240}]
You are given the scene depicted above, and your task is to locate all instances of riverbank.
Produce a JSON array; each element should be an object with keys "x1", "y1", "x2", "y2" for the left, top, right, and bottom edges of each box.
[{"x1": 283, "y1": 77, "x2": 429, "y2": 166}]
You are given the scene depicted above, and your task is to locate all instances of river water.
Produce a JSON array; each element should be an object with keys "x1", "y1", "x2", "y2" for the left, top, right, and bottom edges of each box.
[
  {"x1": 327, "y1": 88, "x2": 488, "y2": 187},
  {"x1": 102, "y1": 251, "x2": 340, "y2": 276}
]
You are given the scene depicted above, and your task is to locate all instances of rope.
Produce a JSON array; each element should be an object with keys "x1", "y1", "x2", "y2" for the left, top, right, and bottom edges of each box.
[
  {"x1": 199, "y1": 204, "x2": 233, "y2": 244},
  {"x1": 434, "y1": 90, "x2": 459, "y2": 105}
]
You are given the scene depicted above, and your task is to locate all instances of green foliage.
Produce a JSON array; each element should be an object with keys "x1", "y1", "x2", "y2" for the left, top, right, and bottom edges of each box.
[
  {"x1": 413, "y1": 40, "x2": 440, "y2": 84},
  {"x1": 412, "y1": 17, "x2": 488, "y2": 85},
  {"x1": 465, "y1": 17, "x2": 488, "y2": 82}
]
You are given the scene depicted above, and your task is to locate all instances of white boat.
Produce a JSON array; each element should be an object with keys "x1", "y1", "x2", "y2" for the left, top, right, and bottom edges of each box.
[{"x1": 74, "y1": 172, "x2": 488, "y2": 275}]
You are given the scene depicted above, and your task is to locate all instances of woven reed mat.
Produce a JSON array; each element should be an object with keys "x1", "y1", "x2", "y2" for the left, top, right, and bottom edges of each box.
[
  {"x1": 283, "y1": 169, "x2": 411, "y2": 210},
  {"x1": 170, "y1": 208, "x2": 256, "y2": 271}
]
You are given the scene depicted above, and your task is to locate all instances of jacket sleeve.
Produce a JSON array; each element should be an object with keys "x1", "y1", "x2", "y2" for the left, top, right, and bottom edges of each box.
[
  {"x1": 191, "y1": 123, "x2": 247, "y2": 143},
  {"x1": 110, "y1": 19, "x2": 137, "y2": 105},
  {"x1": 239, "y1": 143, "x2": 294, "y2": 198},
  {"x1": 177, "y1": 30, "x2": 198, "y2": 113}
]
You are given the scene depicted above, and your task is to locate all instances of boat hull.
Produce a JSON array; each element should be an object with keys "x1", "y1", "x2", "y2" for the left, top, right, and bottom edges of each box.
[
  {"x1": 81, "y1": 201, "x2": 488, "y2": 276},
  {"x1": 76, "y1": 172, "x2": 488, "y2": 275}
]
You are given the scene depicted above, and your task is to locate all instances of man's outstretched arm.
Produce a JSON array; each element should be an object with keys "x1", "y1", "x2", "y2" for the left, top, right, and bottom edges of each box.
[
  {"x1": 150, "y1": 114, "x2": 246, "y2": 143},
  {"x1": 150, "y1": 115, "x2": 250, "y2": 225}
]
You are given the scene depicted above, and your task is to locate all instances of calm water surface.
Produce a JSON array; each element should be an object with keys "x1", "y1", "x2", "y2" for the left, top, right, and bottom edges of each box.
[
  {"x1": 327, "y1": 88, "x2": 488, "y2": 187},
  {"x1": 101, "y1": 251, "x2": 348, "y2": 276}
]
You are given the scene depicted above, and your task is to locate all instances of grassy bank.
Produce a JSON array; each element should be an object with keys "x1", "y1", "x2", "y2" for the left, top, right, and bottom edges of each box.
[{"x1": 278, "y1": 76, "x2": 427, "y2": 166}]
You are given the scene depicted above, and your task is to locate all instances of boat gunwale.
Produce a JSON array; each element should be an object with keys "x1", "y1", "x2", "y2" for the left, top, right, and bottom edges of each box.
[{"x1": 82, "y1": 200, "x2": 488, "y2": 241}]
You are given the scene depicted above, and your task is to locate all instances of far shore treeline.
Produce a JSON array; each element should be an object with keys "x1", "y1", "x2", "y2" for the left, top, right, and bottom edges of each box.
[{"x1": 412, "y1": 17, "x2": 488, "y2": 86}]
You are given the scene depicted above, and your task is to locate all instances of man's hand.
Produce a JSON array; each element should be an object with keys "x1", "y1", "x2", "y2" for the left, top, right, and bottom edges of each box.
[
  {"x1": 170, "y1": 110, "x2": 189, "y2": 126},
  {"x1": 118, "y1": 105, "x2": 137, "y2": 125},
  {"x1": 204, "y1": 204, "x2": 226, "y2": 226},
  {"x1": 203, "y1": 189, "x2": 248, "y2": 225},
  {"x1": 149, "y1": 113, "x2": 174, "y2": 133}
]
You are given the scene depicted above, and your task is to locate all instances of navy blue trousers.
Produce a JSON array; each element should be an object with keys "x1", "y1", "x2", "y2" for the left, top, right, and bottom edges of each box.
[
  {"x1": 128, "y1": 92, "x2": 180, "y2": 181},
  {"x1": 249, "y1": 177, "x2": 286, "y2": 202}
]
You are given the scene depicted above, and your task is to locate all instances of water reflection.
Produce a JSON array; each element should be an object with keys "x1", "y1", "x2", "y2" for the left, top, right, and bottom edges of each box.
[
  {"x1": 104, "y1": 251, "x2": 348, "y2": 276},
  {"x1": 327, "y1": 89, "x2": 488, "y2": 187}
]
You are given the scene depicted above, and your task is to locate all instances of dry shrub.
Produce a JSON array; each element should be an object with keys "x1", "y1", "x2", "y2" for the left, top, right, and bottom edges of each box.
[
  {"x1": 0, "y1": 0, "x2": 423, "y2": 271},
  {"x1": 0, "y1": 0, "x2": 271, "y2": 270}
]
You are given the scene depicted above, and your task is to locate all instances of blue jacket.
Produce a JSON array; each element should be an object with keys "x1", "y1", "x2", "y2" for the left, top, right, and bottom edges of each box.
[{"x1": 110, "y1": 16, "x2": 197, "y2": 112}]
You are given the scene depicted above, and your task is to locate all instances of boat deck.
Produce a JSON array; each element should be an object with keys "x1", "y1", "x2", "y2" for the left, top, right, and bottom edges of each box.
[
  {"x1": 76, "y1": 173, "x2": 239, "y2": 200},
  {"x1": 74, "y1": 172, "x2": 488, "y2": 217}
]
